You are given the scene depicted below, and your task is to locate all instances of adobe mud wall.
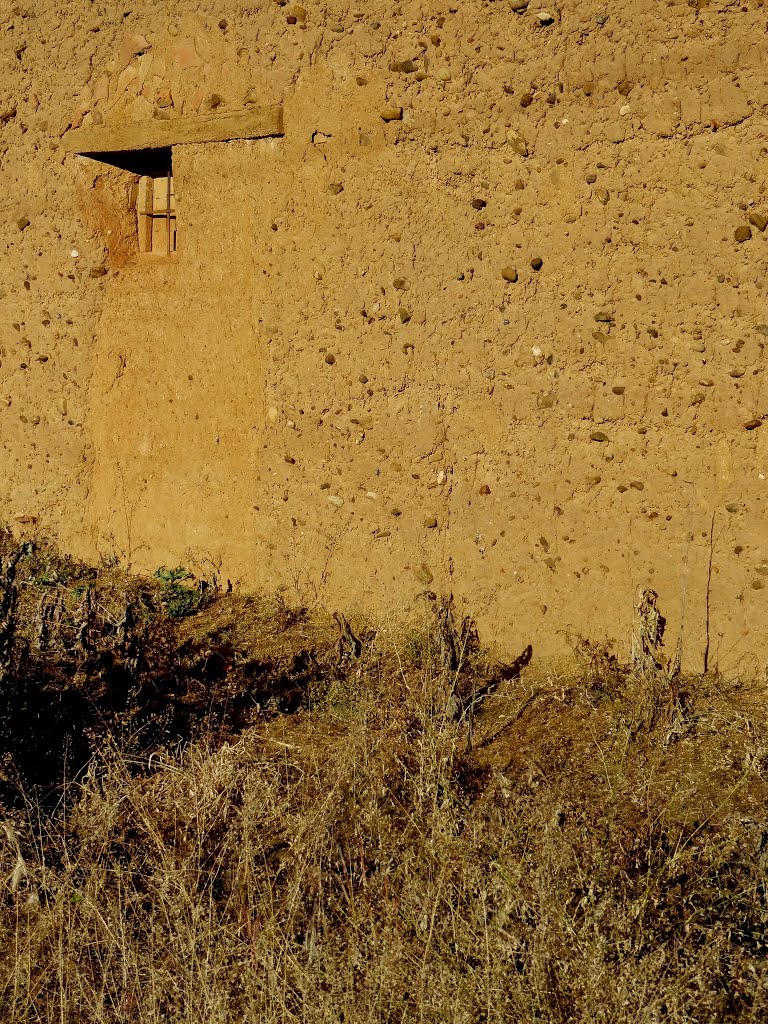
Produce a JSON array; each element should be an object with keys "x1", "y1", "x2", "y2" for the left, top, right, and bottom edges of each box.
[{"x1": 2, "y1": 1, "x2": 768, "y2": 672}]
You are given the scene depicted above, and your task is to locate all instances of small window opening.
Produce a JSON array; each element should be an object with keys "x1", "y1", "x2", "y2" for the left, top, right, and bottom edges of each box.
[{"x1": 136, "y1": 169, "x2": 176, "y2": 255}]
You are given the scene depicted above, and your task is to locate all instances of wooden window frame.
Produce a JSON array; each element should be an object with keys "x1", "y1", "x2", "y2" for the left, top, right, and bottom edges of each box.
[
  {"x1": 136, "y1": 168, "x2": 176, "y2": 256},
  {"x1": 61, "y1": 105, "x2": 284, "y2": 263}
]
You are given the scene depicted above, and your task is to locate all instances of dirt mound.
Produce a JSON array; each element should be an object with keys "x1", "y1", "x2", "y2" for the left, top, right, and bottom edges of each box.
[{"x1": 0, "y1": 536, "x2": 346, "y2": 802}]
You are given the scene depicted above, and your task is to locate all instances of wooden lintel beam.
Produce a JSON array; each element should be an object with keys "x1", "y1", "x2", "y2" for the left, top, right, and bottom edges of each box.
[{"x1": 61, "y1": 105, "x2": 284, "y2": 154}]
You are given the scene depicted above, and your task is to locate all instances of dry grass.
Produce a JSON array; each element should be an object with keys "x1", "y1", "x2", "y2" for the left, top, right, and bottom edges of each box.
[{"x1": 1, "y1": 542, "x2": 767, "y2": 1022}]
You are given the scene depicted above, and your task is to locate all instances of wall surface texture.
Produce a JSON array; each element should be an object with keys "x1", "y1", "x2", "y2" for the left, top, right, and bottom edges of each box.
[{"x1": 2, "y1": 0, "x2": 768, "y2": 671}]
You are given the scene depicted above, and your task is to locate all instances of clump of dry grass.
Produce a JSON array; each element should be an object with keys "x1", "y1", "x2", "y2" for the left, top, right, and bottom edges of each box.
[
  {"x1": 3, "y1": 661, "x2": 768, "y2": 1021},
  {"x1": 1, "y1": 539, "x2": 767, "y2": 1022}
]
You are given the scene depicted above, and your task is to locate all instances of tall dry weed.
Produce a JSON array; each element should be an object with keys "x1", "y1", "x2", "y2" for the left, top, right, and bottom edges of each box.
[{"x1": 2, "y1": 649, "x2": 767, "y2": 1024}]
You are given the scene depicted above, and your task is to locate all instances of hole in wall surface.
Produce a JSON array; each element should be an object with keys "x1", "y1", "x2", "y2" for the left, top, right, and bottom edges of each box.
[{"x1": 83, "y1": 147, "x2": 177, "y2": 259}]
